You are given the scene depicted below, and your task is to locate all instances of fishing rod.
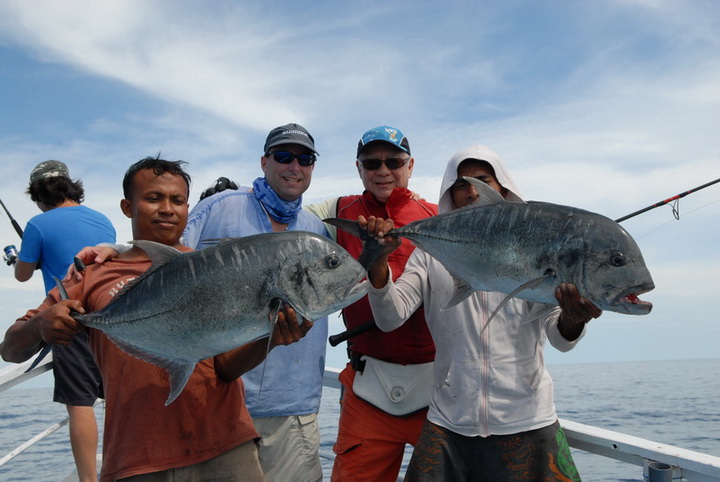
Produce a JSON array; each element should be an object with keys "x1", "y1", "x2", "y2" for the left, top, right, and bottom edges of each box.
[
  {"x1": 329, "y1": 177, "x2": 720, "y2": 346},
  {"x1": 0, "y1": 198, "x2": 24, "y2": 239},
  {"x1": 329, "y1": 320, "x2": 377, "y2": 347},
  {"x1": 614, "y1": 177, "x2": 720, "y2": 223},
  {"x1": 1, "y1": 198, "x2": 25, "y2": 267}
]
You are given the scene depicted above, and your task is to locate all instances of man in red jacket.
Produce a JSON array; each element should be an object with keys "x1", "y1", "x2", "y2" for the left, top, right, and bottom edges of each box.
[{"x1": 325, "y1": 126, "x2": 438, "y2": 482}]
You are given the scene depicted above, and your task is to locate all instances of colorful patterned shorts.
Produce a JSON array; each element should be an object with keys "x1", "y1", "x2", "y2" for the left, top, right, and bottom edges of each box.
[{"x1": 404, "y1": 419, "x2": 581, "y2": 481}]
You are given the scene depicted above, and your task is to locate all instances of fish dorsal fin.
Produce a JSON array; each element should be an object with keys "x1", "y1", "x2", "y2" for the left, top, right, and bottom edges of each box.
[
  {"x1": 91, "y1": 240, "x2": 185, "y2": 314},
  {"x1": 130, "y1": 240, "x2": 183, "y2": 270},
  {"x1": 479, "y1": 273, "x2": 556, "y2": 335},
  {"x1": 464, "y1": 177, "x2": 505, "y2": 205},
  {"x1": 444, "y1": 274, "x2": 476, "y2": 308}
]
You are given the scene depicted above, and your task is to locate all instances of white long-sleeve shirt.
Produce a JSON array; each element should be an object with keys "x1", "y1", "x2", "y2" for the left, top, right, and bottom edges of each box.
[{"x1": 368, "y1": 249, "x2": 585, "y2": 437}]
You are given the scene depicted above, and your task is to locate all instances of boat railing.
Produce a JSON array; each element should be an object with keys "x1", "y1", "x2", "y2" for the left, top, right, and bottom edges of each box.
[
  {"x1": 0, "y1": 354, "x2": 62, "y2": 469},
  {"x1": 2, "y1": 361, "x2": 720, "y2": 481}
]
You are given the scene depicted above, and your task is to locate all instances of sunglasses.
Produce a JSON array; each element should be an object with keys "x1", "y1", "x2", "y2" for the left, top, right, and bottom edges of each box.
[
  {"x1": 358, "y1": 157, "x2": 410, "y2": 171},
  {"x1": 268, "y1": 150, "x2": 317, "y2": 166}
]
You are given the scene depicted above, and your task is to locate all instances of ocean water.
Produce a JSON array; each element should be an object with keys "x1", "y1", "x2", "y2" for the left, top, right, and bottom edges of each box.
[{"x1": 1, "y1": 358, "x2": 718, "y2": 481}]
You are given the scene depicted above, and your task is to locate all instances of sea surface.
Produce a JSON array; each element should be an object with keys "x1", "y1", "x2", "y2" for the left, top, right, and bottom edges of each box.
[{"x1": 1, "y1": 358, "x2": 718, "y2": 481}]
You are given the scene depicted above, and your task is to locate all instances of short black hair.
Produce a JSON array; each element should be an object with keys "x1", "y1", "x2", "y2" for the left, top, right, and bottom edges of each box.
[
  {"x1": 458, "y1": 158, "x2": 497, "y2": 177},
  {"x1": 122, "y1": 155, "x2": 191, "y2": 199},
  {"x1": 27, "y1": 177, "x2": 84, "y2": 206}
]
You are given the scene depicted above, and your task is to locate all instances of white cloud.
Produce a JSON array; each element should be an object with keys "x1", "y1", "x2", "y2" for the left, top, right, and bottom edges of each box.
[{"x1": 0, "y1": 0, "x2": 718, "y2": 366}]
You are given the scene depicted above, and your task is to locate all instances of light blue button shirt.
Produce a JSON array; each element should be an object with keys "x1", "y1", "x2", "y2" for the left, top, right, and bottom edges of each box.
[{"x1": 183, "y1": 187, "x2": 330, "y2": 417}]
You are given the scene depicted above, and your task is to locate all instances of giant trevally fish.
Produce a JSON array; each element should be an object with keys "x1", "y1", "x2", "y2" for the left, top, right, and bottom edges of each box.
[
  {"x1": 70, "y1": 231, "x2": 368, "y2": 405},
  {"x1": 326, "y1": 178, "x2": 654, "y2": 318}
]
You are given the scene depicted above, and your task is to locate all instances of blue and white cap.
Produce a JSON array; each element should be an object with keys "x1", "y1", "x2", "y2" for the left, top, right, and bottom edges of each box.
[{"x1": 356, "y1": 126, "x2": 411, "y2": 158}]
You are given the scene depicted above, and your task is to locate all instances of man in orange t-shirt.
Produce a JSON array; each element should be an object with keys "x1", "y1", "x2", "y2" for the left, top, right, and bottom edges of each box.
[{"x1": 1, "y1": 156, "x2": 311, "y2": 481}]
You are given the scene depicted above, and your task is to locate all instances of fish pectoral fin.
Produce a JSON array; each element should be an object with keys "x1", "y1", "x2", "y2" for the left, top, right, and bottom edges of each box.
[
  {"x1": 254, "y1": 299, "x2": 283, "y2": 399},
  {"x1": 268, "y1": 299, "x2": 282, "y2": 327},
  {"x1": 443, "y1": 276, "x2": 475, "y2": 309},
  {"x1": 480, "y1": 275, "x2": 555, "y2": 335},
  {"x1": 164, "y1": 361, "x2": 198, "y2": 406},
  {"x1": 480, "y1": 294, "x2": 512, "y2": 335}
]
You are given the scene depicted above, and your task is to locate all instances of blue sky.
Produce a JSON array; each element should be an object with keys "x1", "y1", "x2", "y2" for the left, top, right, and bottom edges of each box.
[{"x1": 0, "y1": 0, "x2": 719, "y2": 383}]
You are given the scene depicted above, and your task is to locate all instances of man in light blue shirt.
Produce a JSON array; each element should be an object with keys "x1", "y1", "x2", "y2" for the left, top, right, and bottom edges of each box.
[{"x1": 183, "y1": 123, "x2": 328, "y2": 482}]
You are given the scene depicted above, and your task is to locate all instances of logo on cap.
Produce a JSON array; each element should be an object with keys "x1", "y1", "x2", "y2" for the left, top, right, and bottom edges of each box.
[
  {"x1": 357, "y1": 126, "x2": 411, "y2": 158},
  {"x1": 264, "y1": 123, "x2": 318, "y2": 155}
]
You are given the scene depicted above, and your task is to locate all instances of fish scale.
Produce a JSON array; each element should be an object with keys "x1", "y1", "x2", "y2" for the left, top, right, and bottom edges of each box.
[
  {"x1": 74, "y1": 231, "x2": 368, "y2": 405},
  {"x1": 326, "y1": 178, "x2": 654, "y2": 316}
]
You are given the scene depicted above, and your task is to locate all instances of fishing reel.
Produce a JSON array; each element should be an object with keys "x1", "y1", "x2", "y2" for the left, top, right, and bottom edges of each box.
[{"x1": 3, "y1": 245, "x2": 18, "y2": 266}]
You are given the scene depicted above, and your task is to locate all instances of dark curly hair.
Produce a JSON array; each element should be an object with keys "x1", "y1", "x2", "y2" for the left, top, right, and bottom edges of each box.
[{"x1": 27, "y1": 177, "x2": 85, "y2": 206}]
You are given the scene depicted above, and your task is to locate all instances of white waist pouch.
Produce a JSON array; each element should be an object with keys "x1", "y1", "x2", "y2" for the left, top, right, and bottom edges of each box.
[{"x1": 352, "y1": 356, "x2": 433, "y2": 416}]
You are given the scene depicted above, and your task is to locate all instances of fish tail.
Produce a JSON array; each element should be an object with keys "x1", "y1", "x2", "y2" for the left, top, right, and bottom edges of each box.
[{"x1": 164, "y1": 362, "x2": 197, "y2": 405}]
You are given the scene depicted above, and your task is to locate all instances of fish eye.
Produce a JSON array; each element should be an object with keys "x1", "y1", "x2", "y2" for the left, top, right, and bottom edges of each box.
[
  {"x1": 325, "y1": 253, "x2": 341, "y2": 269},
  {"x1": 609, "y1": 252, "x2": 626, "y2": 267}
]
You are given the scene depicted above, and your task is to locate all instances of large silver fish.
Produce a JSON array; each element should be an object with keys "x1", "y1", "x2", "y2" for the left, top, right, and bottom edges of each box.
[
  {"x1": 74, "y1": 232, "x2": 369, "y2": 405},
  {"x1": 327, "y1": 178, "x2": 654, "y2": 316}
]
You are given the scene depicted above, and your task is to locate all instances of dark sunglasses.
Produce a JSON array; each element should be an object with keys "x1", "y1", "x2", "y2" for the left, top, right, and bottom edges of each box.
[
  {"x1": 268, "y1": 150, "x2": 317, "y2": 166},
  {"x1": 358, "y1": 157, "x2": 409, "y2": 171}
]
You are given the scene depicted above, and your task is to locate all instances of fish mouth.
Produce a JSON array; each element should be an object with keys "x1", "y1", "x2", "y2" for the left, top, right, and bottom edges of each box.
[
  {"x1": 611, "y1": 282, "x2": 655, "y2": 315},
  {"x1": 340, "y1": 279, "x2": 369, "y2": 303}
]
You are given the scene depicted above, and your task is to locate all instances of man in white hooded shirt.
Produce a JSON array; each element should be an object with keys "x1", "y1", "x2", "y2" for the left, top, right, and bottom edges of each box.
[{"x1": 360, "y1": 144, "x2": 602, "y2": 481}]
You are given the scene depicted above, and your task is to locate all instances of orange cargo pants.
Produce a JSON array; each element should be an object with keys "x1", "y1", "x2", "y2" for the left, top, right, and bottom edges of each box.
[{"x1": 331, "y1": 363, "x2": 428, "y2": 482}]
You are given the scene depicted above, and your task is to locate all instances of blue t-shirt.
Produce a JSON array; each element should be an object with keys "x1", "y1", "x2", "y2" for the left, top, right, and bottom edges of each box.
[
  {"x1": 19, "y1": 205, "x2": 116, "y2": 294},
  {"x1": 184, "y1": 187, "x2": 330, "y2": 417}
]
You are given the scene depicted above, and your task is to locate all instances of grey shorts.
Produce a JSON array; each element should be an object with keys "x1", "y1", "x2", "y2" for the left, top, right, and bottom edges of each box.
[{"x1": 254, "y1": 413, "x2": 322, "y2": 482}]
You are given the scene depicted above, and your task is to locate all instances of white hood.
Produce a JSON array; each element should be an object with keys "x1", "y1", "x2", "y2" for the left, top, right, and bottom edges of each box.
[{"x1": 437, "y1": 144, "x2": 524, "y2": 214}]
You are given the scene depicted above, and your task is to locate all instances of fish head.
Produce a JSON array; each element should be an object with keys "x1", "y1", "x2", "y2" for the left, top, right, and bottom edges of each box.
[
  {"x1": 278, "y1": 236, "x2": 369, "y2": 320},
  {"x1": 558, "y1": 220, "x2": 655, "y2": 315}
]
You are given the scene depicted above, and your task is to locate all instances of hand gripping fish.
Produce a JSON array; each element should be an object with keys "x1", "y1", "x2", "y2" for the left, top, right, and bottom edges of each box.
[
  {"x1": 326, "y1": 178, "x2": 654, "y2": 326},
  {"x1": 46, "y1": 232, "x2": 368, "y2": 405}
]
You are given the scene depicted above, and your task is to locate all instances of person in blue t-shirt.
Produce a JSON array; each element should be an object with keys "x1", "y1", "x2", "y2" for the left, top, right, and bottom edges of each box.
[{"x1": 14, "y1": 160, "x2": 115, "y2": 482}]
